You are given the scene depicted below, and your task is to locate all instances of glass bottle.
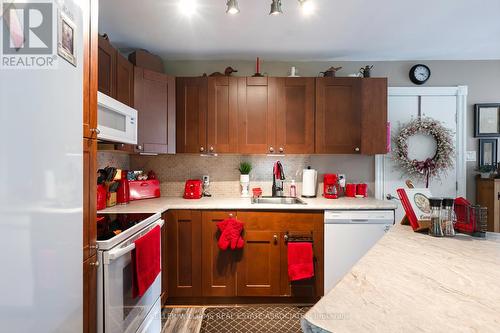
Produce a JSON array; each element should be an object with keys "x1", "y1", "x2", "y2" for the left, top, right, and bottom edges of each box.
[
  {"x1": 441, "y1": 198, "x2": 456, "y2": 237},
  {"x1": 290, "y1": 180, "x2": 297, "y2": 198},
  {"x1": 429, "y1": 198, "x2": 444, "y2": 237}
]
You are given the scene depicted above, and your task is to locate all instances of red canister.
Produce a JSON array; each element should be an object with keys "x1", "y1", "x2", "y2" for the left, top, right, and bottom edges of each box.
[
  {"x1": 345, "y1": 183, "x2": 356, "y2": 197},
  {"x1": 356, "y1": 183, "x2": 368, "y2": 197},
  {"x1": 96, "y1": 184, "x2": 107, "y2": 210}
]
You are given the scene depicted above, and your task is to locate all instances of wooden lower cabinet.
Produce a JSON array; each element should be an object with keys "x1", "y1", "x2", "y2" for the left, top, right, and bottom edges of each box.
[
  {"x1": 83, "y1": 255, "x2": 98, "y2": 333},
  {"x1": 161, "y1": 212, "x2": 169, "y2": 305},
  {"x1": 167, "y1": 210, "x2": 202, "y2": 297},
  {"x1": 167, "y1": 210, "x2": 323, "y2": 303},
  {"x1": 476, "y1": 178, "x2": 500, "y2": 232}
]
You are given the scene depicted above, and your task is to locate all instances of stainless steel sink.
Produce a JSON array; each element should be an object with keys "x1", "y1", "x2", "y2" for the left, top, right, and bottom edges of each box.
[{"x1": 251, "y1": 196, "x2": 307, "y2": 205}]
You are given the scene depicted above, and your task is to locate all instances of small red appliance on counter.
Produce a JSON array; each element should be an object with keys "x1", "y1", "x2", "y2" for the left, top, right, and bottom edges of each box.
[
  {"x1": 116, "y1": 174, "x2": 130, "y2": 205},
  {"x1": 183, "y1": 179, "x2": 203, "y2": 199},
  {"x1": 323, "y1": 174, "x2": 339, "y2": 199},
  {"x1": 97, "y1": 184, "x2": 107, "y2": 210},
  {"x1": 129, "y1": 179, "x2": 161, "y2": 201}
]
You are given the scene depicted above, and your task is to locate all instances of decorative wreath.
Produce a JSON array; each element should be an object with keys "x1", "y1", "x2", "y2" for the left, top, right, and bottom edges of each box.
[{"x1": 393, "y1": 118, "x2": 455, "y2": 187}]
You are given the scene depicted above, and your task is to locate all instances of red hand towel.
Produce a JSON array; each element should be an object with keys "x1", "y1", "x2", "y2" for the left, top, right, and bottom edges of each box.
[
  {"x1": 287, "y1": 242, "x2": 314, "y2": 281},
  {"x1": 217, "y1": 218, "x2": 245, "y2": 251},
  {"x1": 132, "y1": 225, "x2": 161, "y2": 298}
]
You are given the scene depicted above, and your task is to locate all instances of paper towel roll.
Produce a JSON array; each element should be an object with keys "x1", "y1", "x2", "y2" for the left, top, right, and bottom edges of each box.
[{"x1": 302, "y1": 168, "x2": 317, "y2": 197}]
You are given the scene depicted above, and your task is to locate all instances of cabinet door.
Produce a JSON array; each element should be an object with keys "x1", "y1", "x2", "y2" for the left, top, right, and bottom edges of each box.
[
  {"x1": 167, "y1": 210, "x2": 202, "y2": 298},
  {"x1": 236, "y1": 230, "x2": 281, "y2": 296},
  {"x1": 83, "y1": 0, "x2": 98, "y2": 139},
  {"x1": 97, "y1": 35, "x2": 116, "y2": 97},
  {"x1": 83, "y1": 138, "x2": 97, "y2": 261},
  {"x1": 360, "y1": 78, "x2": 388, "y2": 154},
  {"x1": 161, "y1": 212, "x2": 168, "y2": 305},
  {"x1": 207, "y1": 77, "x2": 238, "y2": 153},
  {"x1": 134, "y1": 67, "x2": 176, "y2": 154},
  {"x1": 116, "y1": 53, "x2": 134, "y2": 107},
  {"x1": 83, "y1": 255, "x2": 98, "y2": 333},
  {"x1": 176, "y1": 77, "x2": 208, "y2": 153},
  {"x1": 315, "y1": 78, "x2": 362, "y2": 154},
  {"x1": 237, "y1": 77, "x2": 277, "y2": 154},
  {"x1": 201, "y1": 211, "x2": 238, "y2": 297},
  {"x1": 276, "y1": 77, "x2": 315, "y2": 154}
]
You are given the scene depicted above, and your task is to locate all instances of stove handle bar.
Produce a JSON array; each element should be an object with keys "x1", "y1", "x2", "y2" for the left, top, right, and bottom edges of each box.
[{"x1": 104, "y1": 219, "x2": 165, "y2": 264}]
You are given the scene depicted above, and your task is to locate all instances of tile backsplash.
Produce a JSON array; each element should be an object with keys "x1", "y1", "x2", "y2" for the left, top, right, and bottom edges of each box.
[{"x1": 122, "y1": 154, "x2": 376, "y2": 197}]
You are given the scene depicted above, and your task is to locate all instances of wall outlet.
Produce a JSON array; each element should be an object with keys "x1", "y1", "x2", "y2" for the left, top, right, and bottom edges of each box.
[
  {"x1": 338, "y1": 174, "x2": 346, "y2": 187},
  {"x1": 203, "y1": 175, "x2": 210, "y2": 184},
  {"x1": 466, "y1": 151, "x2": 477, "y2": 162}
]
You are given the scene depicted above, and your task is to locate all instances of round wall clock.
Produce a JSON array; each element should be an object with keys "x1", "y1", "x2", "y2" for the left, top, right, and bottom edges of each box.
[{"x1": 409, "y1": 64, "x2": 431, "y2": 85}]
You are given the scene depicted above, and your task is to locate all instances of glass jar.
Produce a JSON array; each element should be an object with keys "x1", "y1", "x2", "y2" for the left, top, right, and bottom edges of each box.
[
  {"x1": 429, "y1": 198, "x2": 444, "y2": 237},
  {"x1": 441, "y1": 198, "x2": 456, "y2": 237}
]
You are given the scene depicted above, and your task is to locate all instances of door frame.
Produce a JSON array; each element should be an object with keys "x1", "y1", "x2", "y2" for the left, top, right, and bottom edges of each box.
[{"x1": 375, "y1": 86, "x2": 468, "y2": 200}]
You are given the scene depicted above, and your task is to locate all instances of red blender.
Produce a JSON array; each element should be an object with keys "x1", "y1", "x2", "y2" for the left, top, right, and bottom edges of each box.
[{"x1": 323, "y1": 174, "x2": 339, "y2": 199}]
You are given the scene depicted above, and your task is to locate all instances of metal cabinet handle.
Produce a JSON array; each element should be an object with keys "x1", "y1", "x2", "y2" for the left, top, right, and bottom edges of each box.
[
  {"x1": 273, "y1": 234, "x2": 278, "y2": 244},
  {"x1": 90, "y1": 260, "x2": 99, "y2": 267},
  {"x1": 137, "y1": 145, "x2": 143, "y2": 151},
  {"x1": 284, "y1": 234, "x2": 289, "y2": 242},
  {"x1": 279, "y1": 147, "x2": 284, "y2": 153},
  {"x1": 200, "y1": 146, "x2": 205, "y2": 152},
  {"x1": 90, "y1": 128, "x2": 100, "y2": 135},
  {"x1": 269, "y1": 147, "x2": 274, "y2": 153},
  {"x1": 209, "y1": 146, "x2": 214, "y2": 152},
  {"x1": 354, "y1": 147, "x2": 360, "y2": 152}
]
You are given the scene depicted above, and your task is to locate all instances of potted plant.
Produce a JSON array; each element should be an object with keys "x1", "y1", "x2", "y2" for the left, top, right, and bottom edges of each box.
[
  {"x1": 239, "y1": 161, "x2": 252, "y2": 197},
  {"x1": 477, "y1": 164, "x2": 495, "y2": 179}
]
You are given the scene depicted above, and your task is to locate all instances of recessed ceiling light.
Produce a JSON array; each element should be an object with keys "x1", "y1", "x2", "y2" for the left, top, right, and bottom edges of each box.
[
  {"x1": 178, "y1": 0, "x2": 197, "y2": 17},
  {"x1": 269, "y1": 0, "x2": 283, "y2": 15},
  {"x1": 226, "y1": 0, "x2": 240, "y2": 14},
  {"x1": 298, "y1": 0, "x2": 315, "y2": 15}
]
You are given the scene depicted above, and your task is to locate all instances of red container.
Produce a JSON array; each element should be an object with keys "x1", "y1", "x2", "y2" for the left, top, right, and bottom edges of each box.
[
  {"x1": 183, "y1": 179, "x2": 202, "y2": 199},
  {"x1": 96, "y1": 184, "x2": 107, "y2": 210},
  {"x1": 345, "y1": 183, "x2": 356, "y2": 197},
  {"x1": 117, "y1": 178, "x2": 130, "y2": 204},
  {"x1": 356, "y1": 183, "x2": 368, "y2": 197},
  {"x1": 129, "y1": 179, "x2": 161, "y2": 201}
]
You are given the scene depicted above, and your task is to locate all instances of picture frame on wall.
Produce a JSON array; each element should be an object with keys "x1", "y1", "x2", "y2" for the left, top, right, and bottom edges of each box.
[
  {"x1": 57, "y1": 10, "x2": 77, "y2": 67},
  {"x1": 475, "y1": 104, "x2": 500, "y2": 137},
  {"x1": 478, "y1": 138, "x2": 497, "y2": 167}
]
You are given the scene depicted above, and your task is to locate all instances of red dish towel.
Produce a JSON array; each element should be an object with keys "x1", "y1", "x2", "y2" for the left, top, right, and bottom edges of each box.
[
  {"x1": 132, "y1": 225, "x2": 161, "y2": 298},
  {"x1": 287, "y1": 242, "x2": 314, "y2": 281}
]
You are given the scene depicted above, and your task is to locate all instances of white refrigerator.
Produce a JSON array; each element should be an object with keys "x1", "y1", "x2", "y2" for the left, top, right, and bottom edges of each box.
[{"x1": 0, "y1": 0, "x2": 84, "y2": 332}]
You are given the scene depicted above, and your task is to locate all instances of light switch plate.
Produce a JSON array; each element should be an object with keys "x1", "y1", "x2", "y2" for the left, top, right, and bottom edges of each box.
[{"x1": 466, "y1": 151, "x2": 477, "y2": 162}]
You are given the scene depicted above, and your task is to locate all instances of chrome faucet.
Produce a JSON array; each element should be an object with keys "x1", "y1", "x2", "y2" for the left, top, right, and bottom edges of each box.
[{"x1": 272, "y1": 161, "x2": 285, "y2": 197}]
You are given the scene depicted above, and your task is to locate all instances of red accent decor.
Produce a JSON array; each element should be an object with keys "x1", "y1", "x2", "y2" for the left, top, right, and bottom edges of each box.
[
  {"x1": 183, "y1": 179, "x2": 203, "y2": 199},
  {"x1": 216, "y1": 217, "x2": 244, "y2": 250},
  {"x1": 345, "y1": 183, "x2": 356, "y2": 197},
  {"x1": 129, "y1": 180, "x2": 161, "y2": 201},
  {"x1": 356, "y1": 183, "x2": 368, "y2": 197},
  {"x1": 132, "y1": 225, "x2": 161, "y2": 298},
  {"x1": 287, "y1": 242, "x2": 314, "y2": 281},
  {"x1": 96, "y1": 184, "x2": 107, "y2": 210},
  {"x1": 397, "y1": 188, "x2": 420, "y2": 231}
]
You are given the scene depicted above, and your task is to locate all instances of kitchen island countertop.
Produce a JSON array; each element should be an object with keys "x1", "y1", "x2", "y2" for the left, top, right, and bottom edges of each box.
[
  {"x1": 302, "y1": 224, "x2": 500, "y2": 333},
  {"x1": 100, "y1": 196, "x2": 397, "y2": 214}
]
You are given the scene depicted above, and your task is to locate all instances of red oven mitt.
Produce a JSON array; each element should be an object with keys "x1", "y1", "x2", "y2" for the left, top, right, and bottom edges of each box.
[{"x1": 217, "y1": 218, "x2": 244, "y2": 250}]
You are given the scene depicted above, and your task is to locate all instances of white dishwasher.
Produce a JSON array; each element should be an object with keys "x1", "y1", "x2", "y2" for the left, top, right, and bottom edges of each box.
[{"x1": 324, "y1": 210, "x2": 395, "y2": 293}]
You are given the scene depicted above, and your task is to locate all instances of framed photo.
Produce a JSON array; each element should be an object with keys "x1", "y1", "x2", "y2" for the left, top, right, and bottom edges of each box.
[
  {"x1": 58, "y1": 10, "x2": 76, "y2": 67},
  {"x1": 475, "y1": 103, "x2": 500, "y2": 137},
  {"x1": 479, "y1": 139, "x2": 497, "y2": 167}
]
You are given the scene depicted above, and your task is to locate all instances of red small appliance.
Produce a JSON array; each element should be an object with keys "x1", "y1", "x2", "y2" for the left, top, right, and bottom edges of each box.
[
  {"x1": 116, "y1": 170, "x2": 130, "y2": 205},
  {"x1": 323, "y1": 174, "x2": 339, "y2": 199},
  {"x1": 183, "y1": 179, "x2": 203, "y2": 199}
]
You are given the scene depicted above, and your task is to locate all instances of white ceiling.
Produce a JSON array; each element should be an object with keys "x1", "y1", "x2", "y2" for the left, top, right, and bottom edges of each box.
[{"x1": 99, "y1": 0, "x2": 500, "y2": 61}]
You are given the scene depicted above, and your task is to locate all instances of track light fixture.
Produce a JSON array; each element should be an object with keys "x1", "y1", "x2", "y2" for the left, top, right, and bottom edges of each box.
[
  {"x1": 226, "y1": 0, "x2": 240, "y2": 14},
  {"x1": 269, "y1": 0, "x2": 283, "y2": 15},
  {"x1": 298, "y1": 0, "x2": 315, "y2": 15}
]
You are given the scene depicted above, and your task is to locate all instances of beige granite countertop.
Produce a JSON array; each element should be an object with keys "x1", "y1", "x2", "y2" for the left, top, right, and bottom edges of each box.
[
  {"x1": 303, "y1": 225, "x2": 500, "y2": 333},
  {"x1": 100, "y1": 196, "x2": 397, "y2": 214}
]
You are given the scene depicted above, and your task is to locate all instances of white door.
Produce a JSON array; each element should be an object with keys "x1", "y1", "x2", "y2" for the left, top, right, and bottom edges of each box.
[{"x1": 378, "y1": 87, "x2": 467, "y2": 223}]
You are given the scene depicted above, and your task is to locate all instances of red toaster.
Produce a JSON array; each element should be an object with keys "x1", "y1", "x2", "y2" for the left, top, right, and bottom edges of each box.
[{"x1": 183, "y1": 179, "x2": 202, "y2": 199}]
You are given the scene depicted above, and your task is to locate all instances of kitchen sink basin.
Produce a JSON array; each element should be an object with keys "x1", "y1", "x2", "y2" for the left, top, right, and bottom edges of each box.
[{"x1": 251, "y1": 196, "x2": 307, "y2": 205}]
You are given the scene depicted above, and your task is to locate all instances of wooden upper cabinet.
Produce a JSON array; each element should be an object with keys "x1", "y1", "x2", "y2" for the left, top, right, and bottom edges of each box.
[
  {"x1": 134, "y1": 67, "x2": 176, "y2": 154},
  {"x1": 176, "y1": 77, "x2": 208, "y2": 153},
  {"x1": 201, "y1": 211, "x2": 238, "y2": 297},
  {"x1": 83, "y1": 0, "x2": 97, "y2": 139},
  {"x1": 97, "y1": 35, "x2": 116, "y2": 97},
  {"x1": 361, "y1": 78, "x2": 388, "y2": 154},
  {"x1": 237, "y1": 77, "x2": 277, "y2": 154},
  {"x1": 315, "y1": 78, "x2": 362, "y2": 154},
  {"x1": 115, "y1": 53, "x2": 134, "y2": 107},
  {"x1": 276, "y1": 77, "x2": 315, "y2": 154},
  {"x1": 167, "y1": 210, "x2": 202, "y2": 298},
  {"x1": 207, "y1": 77, "x2": 238, "y2": 153},
  {"x1": 83, "y1": 138, "x2": 97, "y2": 261}
]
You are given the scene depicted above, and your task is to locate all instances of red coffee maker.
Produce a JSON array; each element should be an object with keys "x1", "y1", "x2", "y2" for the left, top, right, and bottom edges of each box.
[{"x1": 323, "y1": 174, "x2": 339, "y2": 199}]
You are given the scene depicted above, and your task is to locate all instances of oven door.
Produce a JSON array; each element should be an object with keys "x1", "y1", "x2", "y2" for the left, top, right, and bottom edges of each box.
[{"x1": 101, "y1": 219, "x2": 163, "y2": 333}]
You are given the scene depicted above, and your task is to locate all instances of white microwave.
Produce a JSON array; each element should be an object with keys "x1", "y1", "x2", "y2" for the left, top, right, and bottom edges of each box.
[{"x1": 97, "y1": 92, "x2": 138, "y2": 145}]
